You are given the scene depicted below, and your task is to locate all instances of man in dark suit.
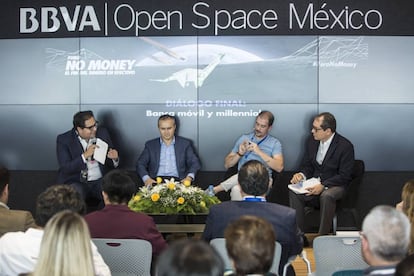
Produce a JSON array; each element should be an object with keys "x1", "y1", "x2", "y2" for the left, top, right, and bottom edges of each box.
[
  {"x1": 85, "y1": 169, "x2": 167, "y2": 256},
  {"x1": 289, "y1": 112, "x2": 354, "y2": 235},
  {"x1": 136, "y1": 114, "x2": 201, "y2": 186},
  {"x1": 56, "y1": 110, "x2": 119, "y2": 209},
  {"x1": 0, "y1": 166, "x2": 36, "y2": 236},
  {"x1": 202, "y1": 160, "x2": 303, "y2": 275}
]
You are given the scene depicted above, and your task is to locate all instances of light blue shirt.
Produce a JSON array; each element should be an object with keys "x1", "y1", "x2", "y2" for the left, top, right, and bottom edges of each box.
[
  {"x1": 157, "y1": 137, "x2": 179, "y2": 177},
  {"x1": 232, "y1": 132, "x2": 282, "y2": 175}
]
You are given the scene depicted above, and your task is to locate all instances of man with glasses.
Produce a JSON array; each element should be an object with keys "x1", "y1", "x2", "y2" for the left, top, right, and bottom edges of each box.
[
  {"x1": 289, "y1": 112, "x2": 354, "y2": 235},
  {"x1": 57, "y1": 110, "x2": 119, "y2": 211}
]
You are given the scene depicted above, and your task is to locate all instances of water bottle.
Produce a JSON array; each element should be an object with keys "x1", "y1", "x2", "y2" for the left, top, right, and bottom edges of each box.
[{"x1": 207, "y1": 185, "x2": 215, "y2": 196}]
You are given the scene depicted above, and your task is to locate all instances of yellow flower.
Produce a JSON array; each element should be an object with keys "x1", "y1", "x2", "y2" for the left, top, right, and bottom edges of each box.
[
  {"x1": 200, "y1": 201, "x2": 206, "y2": 208},
  {"x1": 156, "y1": 177, "x2": 163, "y2": 184},
  {"x1": 151, "y1": 193, "x2": 160, "y2": 202},
  {"x1": 177, "y1": 197, "x2": 185, "y2": 204},
  {"x1": 133, "y1": 195, "x2": 141, "y2": 201},
  {"x1": 183, "y1": 179, "x2": 191, "y2": 187},
  {"x1": 167, "y1": 183, "x2": 176, "y2": 190}
]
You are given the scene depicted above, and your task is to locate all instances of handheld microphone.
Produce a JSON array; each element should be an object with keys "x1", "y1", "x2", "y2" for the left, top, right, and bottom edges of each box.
[{"x1": 88, "y1": 137, "x2": 97, "y2": 161}]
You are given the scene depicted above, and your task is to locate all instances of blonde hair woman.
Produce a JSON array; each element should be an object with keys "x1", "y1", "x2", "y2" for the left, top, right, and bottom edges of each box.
[
  {"x1": 396, "y1": 179, "x2": 414, "y2": 254},
  {"x1": 32, "y1": 210, "x2": 95, "y2": 276}
]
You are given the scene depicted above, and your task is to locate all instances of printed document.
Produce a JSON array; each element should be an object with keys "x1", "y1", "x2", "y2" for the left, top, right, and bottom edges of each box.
[
  {"x1": 288, "y1": 177, "x2": 321, "y2": 194},
  {"x1": 93, "y1": 138, "x2": 108, "y2": 165}
]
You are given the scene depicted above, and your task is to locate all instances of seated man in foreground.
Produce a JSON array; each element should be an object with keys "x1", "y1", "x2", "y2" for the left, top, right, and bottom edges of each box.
[
  {"x1": 361, "y1": 205, "x2": 410, "y2": 276},
  {"x1": 202, "y1": 160, "x2": 303, "y2": 276},
  {"x1": 85, "y1": 169, "x2": 168, "y2": 257}
]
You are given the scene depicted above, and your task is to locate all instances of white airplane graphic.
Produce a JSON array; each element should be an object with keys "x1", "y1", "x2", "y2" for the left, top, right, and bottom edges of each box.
[{"x1": 150, "y1": 53, "x2": 225, "y2": 88}]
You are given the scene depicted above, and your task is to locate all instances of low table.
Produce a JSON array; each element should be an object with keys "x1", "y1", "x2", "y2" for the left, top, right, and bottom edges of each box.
[{"x1": 148, "y1": 213, "x2": 208, "y2": 234}]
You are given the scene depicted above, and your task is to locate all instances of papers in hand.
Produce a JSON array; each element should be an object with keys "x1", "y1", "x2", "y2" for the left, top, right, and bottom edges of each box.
[
  {"x1": 288, "y1": 177, "x2": 321, "y2": 194},
  {"x1": 93, "y1": 138, "x2": 108, "y2": 165}
]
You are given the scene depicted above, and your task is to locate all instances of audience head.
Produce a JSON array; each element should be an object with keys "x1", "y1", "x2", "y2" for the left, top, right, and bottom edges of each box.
[
  {"x1": 361, "y1": 205, "x2": 411, "y2": 266},
  {"x1": 395, "y1": 254, "x2": 414, "y2": 276},
  {"x1": 238, "y1": 160, "x2": 269, "y2": 197},
  {"x1": 35, "y1": 185, "x2": 86, "y2": 227},
  {"x1": 102, "y1": 169, "x2": 136, "y2": 205},
  {"x1": 0, "y1": 165, "x2": 10, "y2": 204},
  {"x1": 32, "y1": 210, "x2": 95, "y2": 276},
  {"x1": 224, "y1": 215, "x2": 276, "y2": 275},
  {"x1": 156, "y1": 239, "x2": 224, "y2": 276}
]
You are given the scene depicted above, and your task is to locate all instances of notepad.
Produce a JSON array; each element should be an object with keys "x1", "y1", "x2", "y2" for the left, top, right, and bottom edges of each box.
[{"x1": 288, "y1": 177, "x2": 321, "y2": 194}]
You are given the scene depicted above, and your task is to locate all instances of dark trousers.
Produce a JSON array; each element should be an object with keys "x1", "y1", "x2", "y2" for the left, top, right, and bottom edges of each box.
[
  {"x1": 71, "y1": 179, "x2": 104, "y2": 212},
  {"x1": 289, "y1": 186, "x2": 345, "y2": 234}
]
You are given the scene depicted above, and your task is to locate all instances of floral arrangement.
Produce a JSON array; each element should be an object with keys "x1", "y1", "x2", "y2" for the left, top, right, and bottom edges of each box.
[{"x1": 128, "y1": 177, "x2": 221, "y2": 214}]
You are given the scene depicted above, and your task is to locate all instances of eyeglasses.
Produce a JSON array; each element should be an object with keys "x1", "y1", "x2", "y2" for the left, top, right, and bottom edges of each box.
[
  {"x1": 83, "y1": 121, "x2": 98, "y2": 130},
  {"x1": 312, "y1": 126, "x2": 324, "y2": 132}
]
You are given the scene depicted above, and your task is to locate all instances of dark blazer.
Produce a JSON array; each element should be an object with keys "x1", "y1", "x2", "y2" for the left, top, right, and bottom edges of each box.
[
  {"x1": 0, "y1": 206, "x2": 36, "y2": 237},
  {"x1": 136, "y1": 136, "x2": 201, "y2": 180},
  {"x1": 300, "y1": 133, "x2": 355, "y2": 188},
  {"x1": 202, "y1": 201, "x2": 303, "y2": 275},
  {"x1": 56, "y1": 127, "x2": 116, "y2": 184},
  {"x1": 84, "y1": 205, "x2": 168, "y2": 256}
]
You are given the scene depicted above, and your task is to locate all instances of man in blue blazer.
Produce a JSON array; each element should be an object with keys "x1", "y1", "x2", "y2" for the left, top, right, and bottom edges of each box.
[
  {"x1": 136, "y1": 114, "x2": 201, "y2": 186},
  {"x1": 289, "y1": 112, "x2": 354, "y2": 235},
  {"x1": 202, "y1": 160, "x2": 303, "y2": 276},
  {"x1": 56, "y1": 110, "x2": 119, "y2": 209}
]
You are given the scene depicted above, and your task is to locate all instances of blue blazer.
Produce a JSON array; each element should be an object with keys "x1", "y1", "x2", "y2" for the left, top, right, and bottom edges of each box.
[
  {"x1": 136, "y1": 136, "x2": 201, "y2": 180},
  {"x1": 300, "y1": 133, "x2": 355, "y2": 188},
  {"x1": 56, "y1": 127, "x2": 116, "y2": 184},
  {"x1": 202, "y1": 201, "x2": 304, "y2": 275}
]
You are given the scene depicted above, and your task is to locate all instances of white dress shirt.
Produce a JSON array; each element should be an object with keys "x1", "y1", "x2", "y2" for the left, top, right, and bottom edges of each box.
[{"x1": 0, "y1": 228, "x2": 111, "y2": 276}]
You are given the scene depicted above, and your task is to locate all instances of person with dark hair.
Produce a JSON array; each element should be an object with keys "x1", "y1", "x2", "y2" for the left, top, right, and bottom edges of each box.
[
  {"x1": 85, "y1": 169, "x2": 167, "y2": 256},
  {"x1": 212, "y1": 110, "x2": 284, "y2": 200},
  {"x1": 0, "y1": 185, "x2": 110, "y2": 276},
  {"x1": 56, "y1": 110, "x2": 119, "y2": 210},
  {"x1": 225, "y1": 215, "x2": 277, "y2": 276},
  {"x1": 395, "y1": 254, "x2": 414, "y2": 276},
  {"x1": 289, "y1": 112, "x2": 355, "y2": 235},
  {"x1": 136, "y1": 114, "x2": 201, "y2": 186},
  {"x1": 202, "y1": 160, "x2": 303, "y2": 276},
  {"x1": 396, "y1": 179, "x2": 414, "y2": 255},
  {"x1": 156, "y1": 239, "x2": 224, "y2": 276},
  {"x1": 0, "y1": 165, "x2": 36, "y2": 236}
]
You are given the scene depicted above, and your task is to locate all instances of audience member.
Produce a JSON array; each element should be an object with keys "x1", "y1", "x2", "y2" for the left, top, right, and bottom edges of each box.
[
  {"x1": 156, "y1": 239, "x2": 224, "y2": 276},
  {"x1": 31, "y1": 211, "x2": 95, "y2": 276},
  {"x1": 396, "y1": 179, "x2": 414, "y2": 254},
  {"x1": 202, "y1": 160, "x2": 303, "y2": 275},
  {"x1": 137, "y1": 114, "x2": 201, "y2": 186},
  {"x1": 224, "y1": 215, "x2": 277, "y2": 276},
  {"x1": 0, "y1": 185, "x2": 110, "y2": 276},
  {"x1": 289, "y1": 112, "x2": 354, "y2": 235},
  {"x1": 57, "y1": 110, "x2": 119, "y2": 210},
  {"x1": 85, "y1": 169, "x2": 167, "y2": 256},
  {"x1": 0, "y1": 165, "x2": 35, "y2": 236},
  {"x1": 213, "y1": 111, "x2": 284, "y2": 200},
  {"x1": 361, "y1": 205, "x2": 411, "y2": 276},
  {"x1": 395, "y1": 253, "x2": 414, "y2": 276}
]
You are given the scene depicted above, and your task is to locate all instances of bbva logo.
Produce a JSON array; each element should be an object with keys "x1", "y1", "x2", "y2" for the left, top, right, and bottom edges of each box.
[{"x1": 20, "y1": 5, "x2": 101, "y2": 33}]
